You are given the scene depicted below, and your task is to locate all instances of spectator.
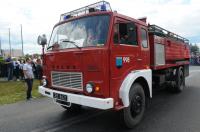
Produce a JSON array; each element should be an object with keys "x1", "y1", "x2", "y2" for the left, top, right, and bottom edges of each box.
[
  {"x1": 31, "y1": 61, "x2": 38, "y2": 79},
  {"x1": 5, "y1": 55, "x2": 14, "y2": 81},
  {"x1": 198, "y1": 56, "x2": 200, "y2": 65},
  {"x1": 36, "y1": 59, "x2": 43, "y2": 84},
  {"x1": 1, "y1": 63, "x2": 7, "y2": 78},
  {"x1": 0, "y1": 62, "x2": 3, "y2": 77},
  {"x1": 13, "y1": 59, "x2": 20, "y2": 81},
  {"x1": 19, "y1": 60, "x2": 25, "y2": 80},
  {"x1": 23, "y1": 58, "x2": 34, "y2": 101}
]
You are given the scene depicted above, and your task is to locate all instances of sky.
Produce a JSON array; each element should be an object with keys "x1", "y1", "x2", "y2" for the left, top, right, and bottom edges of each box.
[{"x1": 0, "y1": 0, "x2": 200, "y2": 54}]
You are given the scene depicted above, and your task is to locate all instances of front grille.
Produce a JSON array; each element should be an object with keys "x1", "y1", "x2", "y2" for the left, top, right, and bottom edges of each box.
[{"x1": 51, "y1": 71, "x2": 83, "y2": 90}]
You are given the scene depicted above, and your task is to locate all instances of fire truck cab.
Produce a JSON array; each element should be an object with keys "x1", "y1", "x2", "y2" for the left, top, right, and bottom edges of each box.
[{"x1": 38, "y1": 1, "x2": 189, "y2": 128}]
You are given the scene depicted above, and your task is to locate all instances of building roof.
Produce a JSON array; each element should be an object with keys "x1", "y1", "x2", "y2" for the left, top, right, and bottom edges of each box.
[{"x1": 2, "y1": 49, "x2": 23, "y2": 58}]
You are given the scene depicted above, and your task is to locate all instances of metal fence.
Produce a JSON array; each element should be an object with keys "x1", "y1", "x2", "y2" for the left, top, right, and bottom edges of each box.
[
  {"x1": 190, "y1": 56, "x2": 200, "y2": 65},
  {"x1": 0, "y1": 63, "x2": 7, "y2": 77}
]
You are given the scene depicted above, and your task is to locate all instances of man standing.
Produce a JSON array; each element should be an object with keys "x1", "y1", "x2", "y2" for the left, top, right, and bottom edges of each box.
[
  {"x1": 23, "y1": 58, "x2": 34, "y2": 100},
  {"x1": 5, "y1": 55, "x2": 14, "y2": 81}
]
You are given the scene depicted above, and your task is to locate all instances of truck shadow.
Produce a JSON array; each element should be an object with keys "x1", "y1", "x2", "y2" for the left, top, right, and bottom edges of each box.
[{"x1": 55, "y1": 84, "x2": 199, "y2": 132}]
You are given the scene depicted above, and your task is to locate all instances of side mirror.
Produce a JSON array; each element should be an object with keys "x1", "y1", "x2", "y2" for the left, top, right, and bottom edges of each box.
[{"x1": 37, "y1": 34, "x2": 47, "y2": 46}]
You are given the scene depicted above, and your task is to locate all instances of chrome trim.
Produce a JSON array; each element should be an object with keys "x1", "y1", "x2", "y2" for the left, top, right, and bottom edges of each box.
[
  {"x1": 51, "y1": 71, "x2": 83, "y2": 91},
  {"x1": 38, "y1": 86, "x2": 114, "y2": 110}
]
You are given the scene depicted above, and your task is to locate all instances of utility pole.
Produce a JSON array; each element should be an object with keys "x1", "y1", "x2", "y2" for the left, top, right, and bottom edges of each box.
[
  {"x1": 9, "y1": 28, "x2": 11, "y2": 56},
  {"x1": 20, "y1": 24, "x2": 24, "y2": 56}
]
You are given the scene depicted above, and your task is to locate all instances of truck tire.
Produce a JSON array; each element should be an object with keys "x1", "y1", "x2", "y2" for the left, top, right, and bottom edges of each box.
[
  {"x1": 174, "y1": 67, "x2": 185, "y2": 93},
  {"x1": 122, "y1": 83, "x2": 145, "y2": 128},
  {"x1": 61, "y1": 103, "x2": 82, "y2": 113}
]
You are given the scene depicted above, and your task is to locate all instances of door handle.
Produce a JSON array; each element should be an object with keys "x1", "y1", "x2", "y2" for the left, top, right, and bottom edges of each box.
[
  {"x1": 137, "y1": 58, "x2": 142, "y2": 61},
  {"x1": 74, "y1": 52, "x2": 84, "y2": 56},
  {"x1": 46, "y1": 54, "x2": 54, "y2": 56},
  {"x1": 74, "y1": 52, "x2": 83, "y2": 54}
]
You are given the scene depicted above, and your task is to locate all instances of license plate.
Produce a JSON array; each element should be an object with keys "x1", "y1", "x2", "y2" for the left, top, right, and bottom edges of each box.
[{"x1": 53, "y1": 93, "x2": 68, "y2": 102}]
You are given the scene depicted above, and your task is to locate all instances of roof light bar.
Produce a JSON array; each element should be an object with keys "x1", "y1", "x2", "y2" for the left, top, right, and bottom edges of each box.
[{"x1": 60, "y1": 1, "x2": 112, "y2": 21}]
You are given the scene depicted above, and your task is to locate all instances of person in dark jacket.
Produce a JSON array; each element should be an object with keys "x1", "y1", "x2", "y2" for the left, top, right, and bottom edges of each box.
[
  {"x1": 13, "y1": 59, "x2": 20, "y2": 81},
  {"x1": 36, "y1": 59, "x2": 43, "y2": 83},
  {"x1": 5, "y1": 55, "x2": 14, "y2": 81}
]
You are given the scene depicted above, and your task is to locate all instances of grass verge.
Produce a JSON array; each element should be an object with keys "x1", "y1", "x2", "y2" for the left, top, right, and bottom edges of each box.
[{"x1": 0, "y1": 80, "x2": 43, "y2": 105}]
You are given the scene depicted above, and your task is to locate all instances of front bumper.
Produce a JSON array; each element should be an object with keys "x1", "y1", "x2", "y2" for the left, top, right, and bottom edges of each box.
[{"x1": 38, "y1": 86, "x2": 114, "y2": 110}]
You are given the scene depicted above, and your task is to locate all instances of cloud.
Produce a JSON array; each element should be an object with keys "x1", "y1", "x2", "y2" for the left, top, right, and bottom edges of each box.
[
  {"x1": 112, "y1": 0, "x2": 200, "y2": 37},
  {"x1": 0, "y1": 0, "x2": 200, "y2": 54}
]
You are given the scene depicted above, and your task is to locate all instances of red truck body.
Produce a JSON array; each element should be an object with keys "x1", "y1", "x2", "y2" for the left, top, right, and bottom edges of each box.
[
  {"x1": 149, "y1": 26, "x2": 190, "y2": 70},
  {"x1": 39, "y1": 1, "x2": 190, "y2": 128}
]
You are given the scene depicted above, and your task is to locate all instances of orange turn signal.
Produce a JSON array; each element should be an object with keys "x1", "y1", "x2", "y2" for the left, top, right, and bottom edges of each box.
[
  {"x1": 146, "y1": 65, "x2": 150, "y2": 69},
  {"x1": 95, "y1": 86, "x2": 100, "y2": 92}
]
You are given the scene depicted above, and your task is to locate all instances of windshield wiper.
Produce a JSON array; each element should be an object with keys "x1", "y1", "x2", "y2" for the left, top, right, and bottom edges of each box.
[
  {"x1": 47, "y1": 45, "x2": 54, "y2": 50},
  {"x1": 62, "y1": 40, "x2": 81, "y2": 49}
]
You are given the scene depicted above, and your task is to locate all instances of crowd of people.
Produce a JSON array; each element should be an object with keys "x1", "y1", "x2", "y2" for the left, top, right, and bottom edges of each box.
[
  {"x1": 0, "y1": 55, "x2": 43, "y2": 100},
  {"x1": 190, "y1": 53, "x2": 200, "y2": 65},
  {"x1": 0, "y1": 55, "x2": 43, "y2": 81}
]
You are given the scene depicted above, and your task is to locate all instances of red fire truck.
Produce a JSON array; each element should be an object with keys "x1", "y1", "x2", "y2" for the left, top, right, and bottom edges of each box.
[{"x1": 38, "y1": 1, "x2": 190, "y2": 128}]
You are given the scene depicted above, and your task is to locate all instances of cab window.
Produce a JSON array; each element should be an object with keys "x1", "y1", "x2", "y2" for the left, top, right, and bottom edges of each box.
[
  {"x1": 141, "y1": 28, "x2": 148, "y2": 48},
  {"x1": 113, "y1": 22, "x2": 138, "y2": 45}
]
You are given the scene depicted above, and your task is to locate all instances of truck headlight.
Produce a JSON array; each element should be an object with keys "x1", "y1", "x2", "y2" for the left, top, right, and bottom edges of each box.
[
  {"x1": 41, "y1": 76, "x2": 47, "y2": 86},
  {"x1": 42, "y1": 78, "x2": 47, "y2": 86},
  {"x1": 86, "y1": 83, "x2": 94, "y2": 93}
]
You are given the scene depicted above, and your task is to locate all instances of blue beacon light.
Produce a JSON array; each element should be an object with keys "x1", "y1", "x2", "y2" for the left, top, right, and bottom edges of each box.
[
  {"x1": 101, "y1": 4, "x2": 107, "y2": 11},
  {"x1": 63, "y1": 15, "x2": 70, "y2": 20}
]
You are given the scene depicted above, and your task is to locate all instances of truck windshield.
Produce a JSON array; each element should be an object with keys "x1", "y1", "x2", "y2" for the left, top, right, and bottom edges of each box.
[{"x1": 48, "y1": 15, "x2": 110, "y2": 50}]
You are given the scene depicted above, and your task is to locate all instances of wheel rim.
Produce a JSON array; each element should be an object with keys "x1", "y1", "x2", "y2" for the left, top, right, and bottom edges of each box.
[
  {"x1": 130, "y1": 94, "x2": 143, "y2": 118},
  {"x1": 179, "y1": 71, "x2": 184, "y2": 88}
]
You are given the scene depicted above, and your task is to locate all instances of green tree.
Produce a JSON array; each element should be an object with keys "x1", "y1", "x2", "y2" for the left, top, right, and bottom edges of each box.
[
  {"x1": 24, "y1": 54, "x2": 32, "y2": 59},
  {"x1": 33, "y1": 53, "x2": 41, "y2": 58},
  {"x1": 190, "y1": 44, "x2": 199, "y2": 55},
  {"x1": 0, "y1": 56, "x2": 4, "y2": 63}
]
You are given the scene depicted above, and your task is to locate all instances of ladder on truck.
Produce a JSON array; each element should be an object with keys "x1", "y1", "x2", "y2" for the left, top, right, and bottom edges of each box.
[{"x1": 148, "y1": 25, "x2": 189, "y2": 44}]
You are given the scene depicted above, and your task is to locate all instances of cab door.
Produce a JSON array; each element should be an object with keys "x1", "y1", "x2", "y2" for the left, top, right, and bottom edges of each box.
[
  {"x1": 109, "y1": 17, "x2": 142, "y2": 100},
  {"x1": 139, "y1": 26, "x2": 150, "y2": 69}
]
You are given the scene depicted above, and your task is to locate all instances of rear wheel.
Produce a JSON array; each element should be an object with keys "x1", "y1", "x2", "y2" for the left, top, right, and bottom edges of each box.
[
  {"x1": 167, "y1": 67, "x2": 185, "y2": 93},
  {"x1": 122, "y1": 83, "x2": 145, "y2": 128},
  {"x1": 174, "y1": 67, "x2": 185, "y2": 93}
]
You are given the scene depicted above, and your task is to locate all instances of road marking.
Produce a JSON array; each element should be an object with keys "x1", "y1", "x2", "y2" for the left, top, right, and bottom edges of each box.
[
  {"x1": 189, "y1": 70, "x2": 200, "y2": 73},
  {"x1": 31, "y1": 110, "x2": 106, "y2": 132}
]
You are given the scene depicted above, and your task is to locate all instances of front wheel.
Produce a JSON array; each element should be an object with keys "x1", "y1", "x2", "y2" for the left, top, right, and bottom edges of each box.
[{"x1": 122, "y1": 83, "x2": 146, "y2": 128}]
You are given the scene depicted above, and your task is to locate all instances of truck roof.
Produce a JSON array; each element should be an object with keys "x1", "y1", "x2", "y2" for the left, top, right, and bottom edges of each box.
[
  {"x1": 56, "y1": 0, "x2": 188, "y2": 44},
  {"x1": 56, "y1": 0, "x2": 147, "y2": 28},
  {"x1": 149, "y1": 25, "x2": 189, "y2": 44},
  {"x1": 59, "y1": 1, "x2": 112, "y2": 22}
]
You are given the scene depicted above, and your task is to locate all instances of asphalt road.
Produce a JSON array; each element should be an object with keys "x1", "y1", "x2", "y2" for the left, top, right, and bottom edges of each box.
[{"x1": 1, "y1": 66, "x2": 200, "y2": 132}]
